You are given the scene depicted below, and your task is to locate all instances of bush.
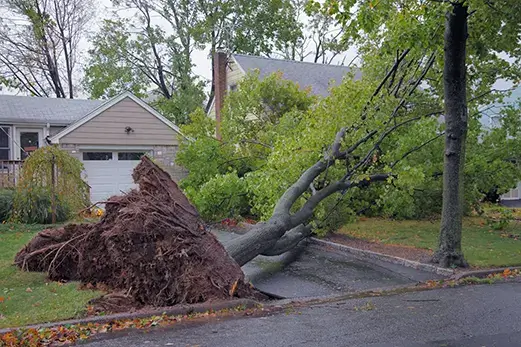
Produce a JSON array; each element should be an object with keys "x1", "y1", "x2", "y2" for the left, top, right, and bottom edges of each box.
[
  {"x1": 14, "y1": 188, "x2": 70, "y2": 224},
  {"x1": 13, "y1": 146, "x2": 89, "y2": 224},
  {"x1": 0, "y1": 189, "x2": 14, "y2": 222},
  {"x1": 188, "y1": 172, "x2": 250, "y2": 221}
]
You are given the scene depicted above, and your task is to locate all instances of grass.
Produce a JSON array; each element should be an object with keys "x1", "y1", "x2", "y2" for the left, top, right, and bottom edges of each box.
[
  {"x1": 337, "y1": 217, "x2": 521, "y2": 268},
  {"x1": 0, "y1": 223, "x2": 101, "y2": 329}
]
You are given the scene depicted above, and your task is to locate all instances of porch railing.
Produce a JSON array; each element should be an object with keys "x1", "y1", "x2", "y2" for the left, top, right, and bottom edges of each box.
[{"x1": 0, "y1": 160, "x2": 23, "y2": 188}]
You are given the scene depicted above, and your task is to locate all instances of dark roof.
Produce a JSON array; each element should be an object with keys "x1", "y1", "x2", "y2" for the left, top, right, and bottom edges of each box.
[
  {"x1": 232, "y1": 54, "x2": 361, "y2": 97},
  {"x1": 0, "y1": 94, "x2": 104, "y2": 125}
]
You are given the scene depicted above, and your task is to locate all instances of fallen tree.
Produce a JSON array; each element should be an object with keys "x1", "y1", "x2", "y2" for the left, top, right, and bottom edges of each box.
[
  {"x1": 15, "y1": 50, "x2": 446, "y2": 307},
  {"x1": 225, "y1": 50, "x2": 441, "y2": 266}
]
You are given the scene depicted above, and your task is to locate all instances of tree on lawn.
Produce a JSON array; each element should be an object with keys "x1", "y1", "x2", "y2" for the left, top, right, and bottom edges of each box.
[
  {"x1": 0, "y1": 0, "x2": 95, "y2": 98},
  {"x1": 17, "y1": 49, "x2": 521, "y2": 305},
  {"x1": 309, "y1": 0, "x2": 521, "y2": 267}
]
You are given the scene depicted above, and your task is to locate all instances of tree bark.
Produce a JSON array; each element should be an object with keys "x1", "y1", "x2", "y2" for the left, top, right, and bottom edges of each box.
[{"x1": 433, "y1": 3, "x2": 469, "y2": 268}]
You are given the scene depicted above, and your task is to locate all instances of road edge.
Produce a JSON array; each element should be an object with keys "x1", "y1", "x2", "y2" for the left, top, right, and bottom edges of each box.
[
  {"x1": 0, "y1": 298, "x2": 258, "y2": 334},
  {"x1": 310, "y1": 237, "x2": 455, "y2": 276}
]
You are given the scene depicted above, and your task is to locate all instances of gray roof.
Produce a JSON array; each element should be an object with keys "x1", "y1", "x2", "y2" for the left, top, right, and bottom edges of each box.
[
  {"x1": 0, "y1": 94, "x2": 104, "y2": 125},
  {"x1": 232, "y1": 54, "x2": 361, "y2": 97}
]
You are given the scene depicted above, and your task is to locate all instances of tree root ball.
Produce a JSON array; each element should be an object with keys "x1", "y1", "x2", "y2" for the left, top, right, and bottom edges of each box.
[{"x1": 15, "y1": 157, "x2": 260, "y2": 307}]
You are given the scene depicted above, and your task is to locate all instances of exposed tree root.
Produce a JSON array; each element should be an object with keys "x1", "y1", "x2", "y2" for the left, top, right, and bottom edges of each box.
[{"x1": 15, "y1": 157, "x2": 261, "y2": 308}]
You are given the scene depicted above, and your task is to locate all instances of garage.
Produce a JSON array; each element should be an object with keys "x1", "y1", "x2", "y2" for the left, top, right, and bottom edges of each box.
[
  {"x1": 82, "y1": 151, "x2": 146, "y2": 203},
  {"x1": 50, "y1": 92, "x2": 186, "y2": 201}
]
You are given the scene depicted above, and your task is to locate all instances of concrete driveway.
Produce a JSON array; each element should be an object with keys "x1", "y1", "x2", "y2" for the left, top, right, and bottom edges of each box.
[{"x1": 215, "y1": 229, "x2": 444, "y2": 298}]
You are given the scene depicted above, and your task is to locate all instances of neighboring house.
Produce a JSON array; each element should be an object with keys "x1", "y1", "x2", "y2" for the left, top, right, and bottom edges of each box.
[
  {"x1": 208, "y1": 52, "x2": 360, "y2": 137},
  {"x1": 481, "y1": 87, "x2": 521, "y2": 206},
  {"x1": 0, "y1": 91, "x2": 185, "y2": 203}
]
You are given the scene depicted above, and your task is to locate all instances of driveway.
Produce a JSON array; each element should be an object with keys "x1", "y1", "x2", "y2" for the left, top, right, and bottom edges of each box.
[
  {"x1": 85, "y1": 281, "x2": 521, "y2": 347},
  {"x1": 215, "y1": 229, "x2": 444, "y2": 298}
]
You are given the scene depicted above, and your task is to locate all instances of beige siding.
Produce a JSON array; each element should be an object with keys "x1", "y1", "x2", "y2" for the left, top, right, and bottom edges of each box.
[
  {"x1": 49, "y1": 126, "x2": 65, "y2": 136},
  {"x1": 227, "y1": 59, "x2": 244, "y2": 86},
  {"x1": 208, "y1": 59, "x2": 245, "y2": 119},
  {"x1": 60, "y1": 97, "x2": 178, "y2": 146}
]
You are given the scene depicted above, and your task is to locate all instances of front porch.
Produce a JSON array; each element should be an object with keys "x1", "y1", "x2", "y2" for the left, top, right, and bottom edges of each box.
[{"x1": 0, "y1": 160, "x2": 23, "y2": 188}]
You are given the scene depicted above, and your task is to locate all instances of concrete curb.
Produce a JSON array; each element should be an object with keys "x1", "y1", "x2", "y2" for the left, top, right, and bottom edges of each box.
[
  {"x1": 263, "y1": 283, "x2": 428, "y2": 308},
  {"x1": 0, "y1": 298, "x2": 258, "y2": 334},
  {"x1": 451, "y1": 266, "x2": 521, "y2": 281},
  {"x1": 310, "y1": 238, "x2": 455, "y2": 277}
]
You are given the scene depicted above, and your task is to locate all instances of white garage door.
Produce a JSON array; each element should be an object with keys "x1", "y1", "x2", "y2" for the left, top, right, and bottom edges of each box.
[{"x1": 82, "y1": 151, "x2": 145, "y2": 203}]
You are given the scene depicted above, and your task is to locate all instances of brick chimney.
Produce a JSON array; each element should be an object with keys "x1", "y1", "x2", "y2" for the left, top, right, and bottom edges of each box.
[{"x1": 213, "y1": 51, "x2": 227, "y2": 140}]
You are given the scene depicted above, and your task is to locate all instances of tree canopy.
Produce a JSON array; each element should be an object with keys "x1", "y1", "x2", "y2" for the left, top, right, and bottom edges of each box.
[
  {"x1": 178, "y1": 61, "x2": 521, "y2": 233},
  {"x1": 0, "y1": 0, "x2": 95, "y2": 97}
]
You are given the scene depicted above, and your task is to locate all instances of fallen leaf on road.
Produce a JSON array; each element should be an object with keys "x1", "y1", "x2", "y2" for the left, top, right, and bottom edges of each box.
[{"x1": 0, "y1": 305, "x2": 262, "y2": 346}]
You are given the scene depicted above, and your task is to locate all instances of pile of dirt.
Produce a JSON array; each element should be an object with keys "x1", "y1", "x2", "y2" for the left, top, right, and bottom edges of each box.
[{"x1": 15, "y1": 157, "x2": 259, "y2": 308}]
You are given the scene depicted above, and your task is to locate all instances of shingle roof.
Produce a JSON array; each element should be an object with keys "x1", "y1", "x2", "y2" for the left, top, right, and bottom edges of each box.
[
  {"x1": 232, "y1": 54, "x2": 361, "y2": 97},
  {"x1": 0, "y1": 95, "x2": 104, "y2": 125}
]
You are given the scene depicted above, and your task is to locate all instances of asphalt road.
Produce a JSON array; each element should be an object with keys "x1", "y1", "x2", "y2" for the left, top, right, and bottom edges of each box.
[{"x1": 86, "y1": 281, "x2": 521, "y2": 347}]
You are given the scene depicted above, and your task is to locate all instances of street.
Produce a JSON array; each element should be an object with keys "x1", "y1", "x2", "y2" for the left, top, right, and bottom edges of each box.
[{"x1": 85, "y1": 282, "x2": 521, "y2": 347}]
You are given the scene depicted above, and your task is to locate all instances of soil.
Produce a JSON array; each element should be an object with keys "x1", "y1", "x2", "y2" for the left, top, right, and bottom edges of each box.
[
  {"x1": 325, "y1": 233, "x2": 434, "y2": 263},
  {"x1": 14, "y1": 157, "x2": 263, "y2": 311}
]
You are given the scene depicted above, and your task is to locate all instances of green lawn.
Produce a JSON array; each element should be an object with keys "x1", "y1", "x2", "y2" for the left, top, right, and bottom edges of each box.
[
  {"x1": 337, "y1": 217, "x2": 521, "y2": 268},
  {"x1": 0, "y1": 224, "x2": 101, "y2": 329}
]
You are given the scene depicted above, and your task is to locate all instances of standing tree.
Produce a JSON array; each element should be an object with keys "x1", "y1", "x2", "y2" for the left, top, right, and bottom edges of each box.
[
  {"x1": 83, "y1": 0, "x2": 206, "y2": 124},
  {"x1": 436, "y1": 3, "x2": 468, "y2": 267},
  {"x1": 0, "y1": 0, "x2": 95, "y2": 98},
  {"x1": 279, "y1": 0, "x2": 350, "y2": 64},
  {"x1": 84, "y1": 0, "x2": 304, "y2": 120},
  {"x1": 308, "y1": 0, "x2": 521, "y2": 267}
]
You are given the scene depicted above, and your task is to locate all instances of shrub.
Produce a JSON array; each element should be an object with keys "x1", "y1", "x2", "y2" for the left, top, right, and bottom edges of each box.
[
  {"x1": 0, "y1": 189, "x2": 14, "y2": 222},
  {"x1": 13, "y1": 146, "x2": 89, "y2": 224},
  {"x1": 14, "y1": 188, "x2": 70, "y2": 224},
  {"x1": 188, "y1": 172, "x2": 250, "y2": 221}
]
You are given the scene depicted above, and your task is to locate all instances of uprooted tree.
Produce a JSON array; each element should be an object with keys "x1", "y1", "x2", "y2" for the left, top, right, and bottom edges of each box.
[{"x1": 15, "y1": 50, "x2": 451, "y2": 307}]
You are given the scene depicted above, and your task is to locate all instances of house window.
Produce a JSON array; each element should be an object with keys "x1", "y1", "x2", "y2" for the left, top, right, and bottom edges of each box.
[
  {"x1": 229, "y1": 84, "x2": 237, "y2": 92},
  {"x1": 0, "y1": 127, "x2": 10, "y2": 160},
  {"x1": 83, "y1": 152, "x2": 113, "y2": 161},
  {"x1": 118, "y1": 152, "x2": 145, "y2": 161}
]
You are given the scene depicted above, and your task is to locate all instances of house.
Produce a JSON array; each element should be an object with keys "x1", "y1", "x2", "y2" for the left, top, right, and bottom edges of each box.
[
  {"x1": 481, "y1": 87, "x2": 521, "y2": 206},
  {"x1": 208, "y1": 52, "x2": 360, "y2": 138},
  {"x1": 0, "y1": 91, "x2": 185, "y2": 203}
]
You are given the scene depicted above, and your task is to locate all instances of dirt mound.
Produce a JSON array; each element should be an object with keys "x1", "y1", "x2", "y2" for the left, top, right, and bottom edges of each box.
[{"x1": 15, "y1": 157, "x2": 258, "y2": 307}]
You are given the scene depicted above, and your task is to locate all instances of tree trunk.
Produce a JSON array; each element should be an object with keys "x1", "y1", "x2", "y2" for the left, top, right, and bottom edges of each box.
[{"x1": 433, "y1": 3, "x2": 469, "y2": 268}]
